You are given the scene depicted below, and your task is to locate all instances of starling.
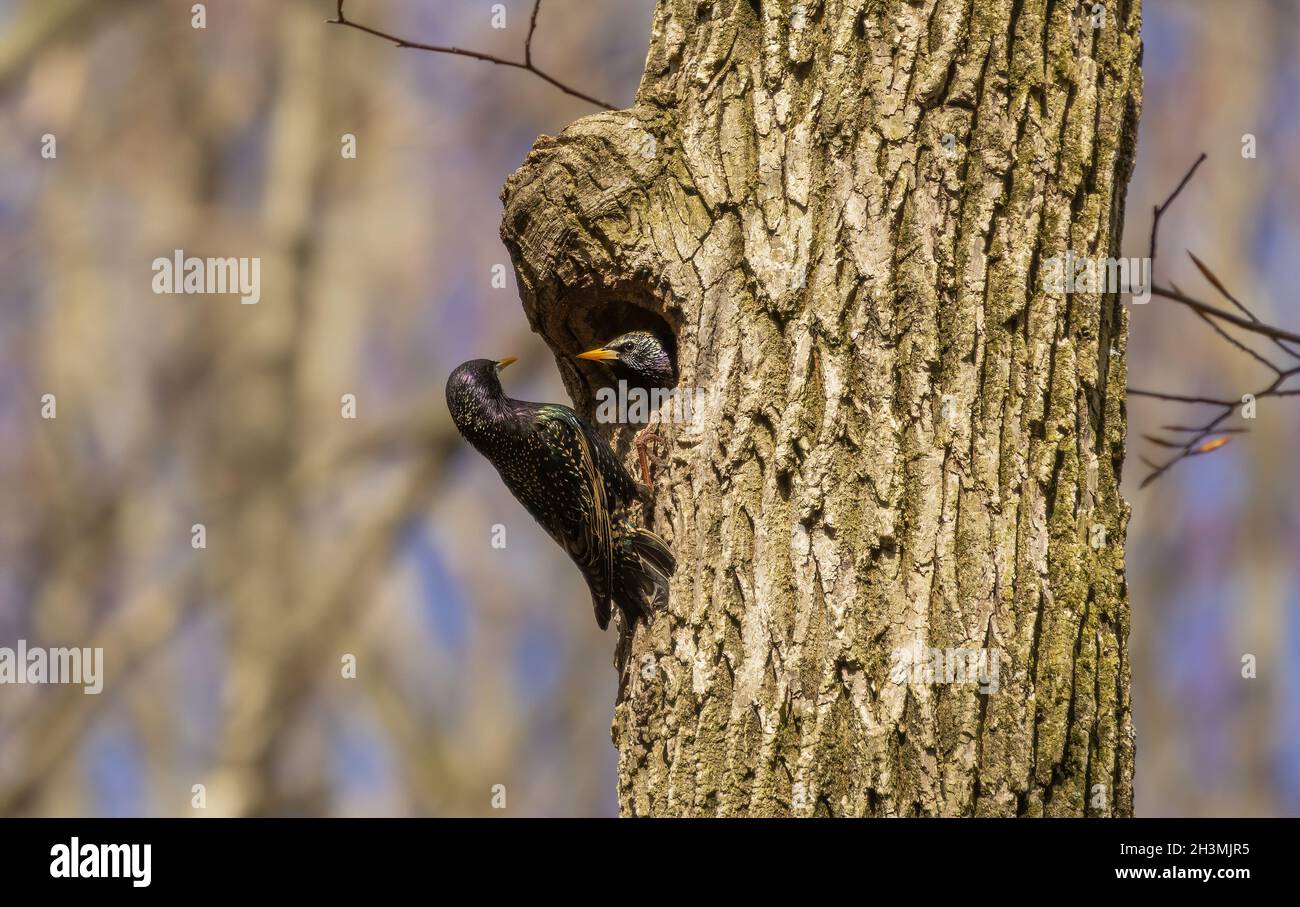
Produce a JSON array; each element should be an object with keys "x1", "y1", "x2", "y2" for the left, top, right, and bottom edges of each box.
[
  {"x1": 576, "y1": 331, "x2": 676, "y2": 485},
  {"x1": 576, "y1": 330, "x2": 676, "y2": 389},
  {"x1": 446, "y1": 357, "x2": 675, "y2": 630}
]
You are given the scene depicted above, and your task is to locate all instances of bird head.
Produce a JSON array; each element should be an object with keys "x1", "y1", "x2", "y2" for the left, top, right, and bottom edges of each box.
[
  {"x1": 575, "y1": 331, "x2": 674, "y2": 386},
  {"x1": 447, "y1": 356, "x2": 516, "y2": 389},
  {"x1": 446, "y1": 357, "x2": 517, "y2": 429}
]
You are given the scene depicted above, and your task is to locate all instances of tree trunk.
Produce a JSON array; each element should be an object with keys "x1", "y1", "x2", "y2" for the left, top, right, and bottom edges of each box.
[{"x1": 501, "y1": 0, "x2": 1141, "y2": 817}]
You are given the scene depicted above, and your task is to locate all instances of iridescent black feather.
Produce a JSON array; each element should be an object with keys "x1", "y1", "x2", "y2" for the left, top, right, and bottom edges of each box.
[{"x1": 446, "y1": 359, "x2": 675, "y2": 630}]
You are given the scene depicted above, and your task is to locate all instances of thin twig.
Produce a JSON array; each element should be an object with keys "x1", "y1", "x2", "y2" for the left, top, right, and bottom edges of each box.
[
  {"x1": 1150, "y1": 284, "x2": 1300, "y2": 346},
  {"x1": 1128, "y1": 389, "x2": 1234, "y2": 406},
  {"x1": 1187, "y1": 251, "x2": 1300, "y2": 361},
  {"x1": 327, "y1": 0, "x2": 616, "y2": 111},
  {"x1": 525, "y1": 0, "x2": 541, "y2": 67},
  {"x1": 1130, "y1": 152, "x2": 1300, "y2": 487},
  {"x1": 1161, "y1": 425, "x2": 1248, "y2": 434},
  {"x1": 1148, "y1": 152, "x2": 1206, "y2": 283},
  {"x1": 1190, "y1": 308, "x2": 1282, "y2": 374}
]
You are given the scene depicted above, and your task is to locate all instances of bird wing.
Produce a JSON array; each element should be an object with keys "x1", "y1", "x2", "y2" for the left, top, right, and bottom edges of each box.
[{"x1": 536, "y1": 405, "x2": 616, "y2": 628}]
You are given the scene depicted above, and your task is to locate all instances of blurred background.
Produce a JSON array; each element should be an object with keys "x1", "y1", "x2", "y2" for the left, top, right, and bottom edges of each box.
[{"x1": 0, "y1": 0, "x2": 1294, "y2": 817}]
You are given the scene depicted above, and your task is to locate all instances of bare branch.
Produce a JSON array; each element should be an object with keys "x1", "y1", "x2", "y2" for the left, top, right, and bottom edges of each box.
[
  {"x1": 1148, "y1": 152, "x2": 1206, "y2": 281},
  {"x1": 1190, "y1": 309, "x2": 1283, "y2": 374},
  {"x1": 327, "y1": 0, "x2": 616, "y2": 111},
  {"x1": 1151, "y1": 284, "x2": 1300, "y2": 346},
  {"x1": 1128, "y1": 389, "x2": 1235, "y2": 406},
  {"x1": 1131, "y1": 153, "x2": 1300, "y2": 487},
  {"x1": 1161, "y1": 425, "x2": 1248, "y2": 434},
  {"x1": 1188, "y1": 251, "x2": 1300, "y2": 361},
  {"x1": 525, "y1": 0, "x2": 541, "y2": 67},
  {"x1": 1143, "y1": 434, "x2": 1194, "y2": 449}
]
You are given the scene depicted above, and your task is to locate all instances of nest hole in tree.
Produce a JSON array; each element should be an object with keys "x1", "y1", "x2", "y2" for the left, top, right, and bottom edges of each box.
[{"x1": 556, "y1": 282, "x2": 678, "y2": 387}]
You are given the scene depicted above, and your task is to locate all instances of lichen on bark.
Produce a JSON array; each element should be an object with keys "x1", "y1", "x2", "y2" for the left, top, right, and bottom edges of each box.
[{"x1": 501, "y1": 0, "x2": 1141, "y2": 817}]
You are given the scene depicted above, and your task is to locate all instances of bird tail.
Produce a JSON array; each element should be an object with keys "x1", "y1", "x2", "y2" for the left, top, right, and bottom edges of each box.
[{"x1": 614, "y1": 528, "x2": 676, "y2": 627}]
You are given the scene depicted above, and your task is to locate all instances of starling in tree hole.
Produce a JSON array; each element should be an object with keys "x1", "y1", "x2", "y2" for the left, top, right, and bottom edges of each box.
[
  {"x1": 576, "y1": 330, "x2": 676, "y2": 486},
  {"x1": 446, "y1": 357, "x2": 675, "y2": 630}
]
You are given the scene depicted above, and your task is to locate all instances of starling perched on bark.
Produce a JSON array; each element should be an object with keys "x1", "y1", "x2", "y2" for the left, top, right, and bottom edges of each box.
[
  {"x1": 446, "y1": 357, "x2": 675, "y2": 630},
  {"x1": 576, "y1": 331, "x2": 676, "y2": 485}
]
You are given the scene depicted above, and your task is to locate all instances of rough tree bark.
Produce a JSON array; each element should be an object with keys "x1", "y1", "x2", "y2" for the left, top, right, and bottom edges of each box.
[{"x1": 501, "y1": 0, "x2": 1141, "y2": 817}]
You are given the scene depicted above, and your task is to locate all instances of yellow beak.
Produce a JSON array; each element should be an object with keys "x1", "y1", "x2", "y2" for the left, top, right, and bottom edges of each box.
[
  {"x1": 575, "y1": 347, "x2": 619, "y2": 362},
  {"x1": 496, "y1": 357, "x2": 518, "y2": 370}
]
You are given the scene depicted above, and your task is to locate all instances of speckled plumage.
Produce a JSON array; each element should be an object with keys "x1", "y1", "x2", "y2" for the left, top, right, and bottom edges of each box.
[
  {"x1": 576, "y1": 331, "x2": 677, "y2": 486},
  {"x1": 577, "y1": 330, "x2": 676, "y2": 390},
  {"x1": 446, "y1": 358, "x2": 675, "y2": 630}
]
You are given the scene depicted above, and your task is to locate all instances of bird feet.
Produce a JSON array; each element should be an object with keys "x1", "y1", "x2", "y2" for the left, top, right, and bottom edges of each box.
[{"x1": 634, "y1": 422, "x2": 664, "y2": 488}]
